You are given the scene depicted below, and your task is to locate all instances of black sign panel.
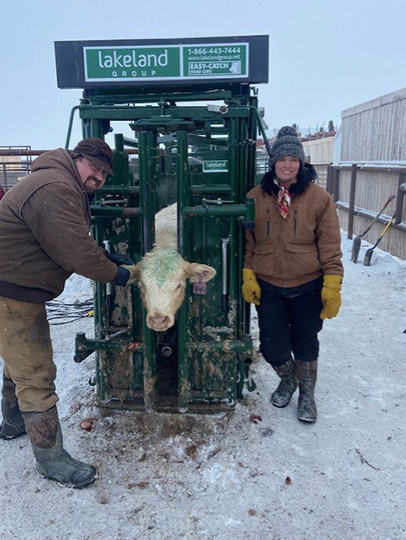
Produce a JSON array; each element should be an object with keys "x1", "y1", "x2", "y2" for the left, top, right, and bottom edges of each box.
[{"x1": 54, "y1": 35, "x2": 269, "y2": 89}]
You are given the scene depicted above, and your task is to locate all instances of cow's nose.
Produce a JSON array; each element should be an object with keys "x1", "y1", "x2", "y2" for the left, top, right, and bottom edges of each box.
[{"x1": 147, "y1": 315, "x2": 171, "y2": 330}]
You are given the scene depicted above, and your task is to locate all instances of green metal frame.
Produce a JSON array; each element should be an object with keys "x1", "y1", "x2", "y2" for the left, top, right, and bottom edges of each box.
[{"x1": 73, "y1": 84, "x2": 259, "y2": 412}]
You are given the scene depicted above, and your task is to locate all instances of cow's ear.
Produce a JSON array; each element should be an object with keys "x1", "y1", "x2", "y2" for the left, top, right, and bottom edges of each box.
[
  {"x1": 132, "y1": 262, "x2": 142, "y2": 281},
  {"x1": 186, "y1": 263, "x2": 217, "y2": 283}
]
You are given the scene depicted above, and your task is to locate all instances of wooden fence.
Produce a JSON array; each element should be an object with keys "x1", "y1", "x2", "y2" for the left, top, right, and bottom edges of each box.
[
  {"x1": 330, "y1": 87, "x2": 406, "y2": 260},
  {"x1": 326, "y1": 164, "x2": 406, "y2": 259}
]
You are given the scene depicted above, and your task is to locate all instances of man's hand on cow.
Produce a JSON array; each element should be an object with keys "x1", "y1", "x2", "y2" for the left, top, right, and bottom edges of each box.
[
  {"x1": 111, "y1": 264, "x2": 139, "y2": 286},
  {"x1": 120, "y1": 264, "x2": 140, "y2": 286},
  {"x1": 106, "y1": 252, "x2": 134, "y2": 266}
]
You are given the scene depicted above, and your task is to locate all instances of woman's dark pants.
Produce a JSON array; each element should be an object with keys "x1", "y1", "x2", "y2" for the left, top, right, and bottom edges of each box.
[{"x1": 256, "y1": 277, "x2": 323, "y2": 368}]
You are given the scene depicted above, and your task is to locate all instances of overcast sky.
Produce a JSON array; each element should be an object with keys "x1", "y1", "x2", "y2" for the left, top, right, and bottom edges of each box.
[{"x1": 1, "y1": 0, "x2": 405, "y2": 149}]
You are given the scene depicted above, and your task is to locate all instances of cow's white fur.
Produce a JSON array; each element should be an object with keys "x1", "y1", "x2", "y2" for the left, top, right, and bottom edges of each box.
[{"x1": 134, "y1": 204, "x2": 216, "y2": 332}]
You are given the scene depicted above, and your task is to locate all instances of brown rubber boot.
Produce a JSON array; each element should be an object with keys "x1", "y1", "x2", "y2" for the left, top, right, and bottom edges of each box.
[
  {"x1": 22, "y1": 406, "x2": 97, "y2": 489},
  {"x1": 0, "y1": 376, "x2": 26, "y2": 440},
  {"x1": 296, "y1": 360, "x2": 318, "y2": 423},
  {"x1": 270, "y1": 357, "x2": 298, "y2": 408}
]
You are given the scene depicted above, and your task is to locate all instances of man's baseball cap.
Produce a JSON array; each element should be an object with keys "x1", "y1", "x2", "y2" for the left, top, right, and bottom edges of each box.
[{"x1": 73, "y1": 138, "x2": 114, "y2": 176}]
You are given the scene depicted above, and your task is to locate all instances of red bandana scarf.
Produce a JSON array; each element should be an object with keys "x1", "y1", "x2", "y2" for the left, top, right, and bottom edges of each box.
[{"x1": 273, "y1": 177, "x2": 297, "y2": 219}]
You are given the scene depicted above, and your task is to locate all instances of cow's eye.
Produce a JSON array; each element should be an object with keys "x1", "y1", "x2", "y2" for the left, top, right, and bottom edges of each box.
[{"x1": 175, "y1": 284, "x2": 182, "y2": 291}]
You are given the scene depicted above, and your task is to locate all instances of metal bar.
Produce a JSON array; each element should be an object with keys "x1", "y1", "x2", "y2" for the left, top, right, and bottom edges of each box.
[
  {"x1": 253, "y1": 106, "x2": 273, "y2": 158},
  {"x1": 138, "y1": 130, "x2": 157, "y2": 410},
  {"x1": 229, "y1": 118, "x2": 239, "y2": 199},
  {"x1": 348, "y1": 164, "x2": 357, "y2": 239},
  {"x1": 79, "y1": 106, "x2": 250, "y2": 121},
  {"x1": 221, "y1": 237, "x2": 230, "y2": 312},
  {"x1": 186, "y1": 340, "x2": 253, "y2": 355},
  {"x1": 333, "y1": 164, "x2": 406, "y2": 173},
  {"x1": 176, "y1": 129, "x2": 191, "y2": 412},
  {"x1": 138, "y1": 131, "x2": 152, "y2": 253},
  {"x1": 335, "y1": 201, "x2": 406, "y2": 232},
  {"x1": 99, "y1": 186, "x2": 139, "y2": 196},
  {"x1": 247, "y1": 97, "x2": 259, "y2": 191},
  {"x1": 183, "y1": 204, "x2": 250, "y2": 217},
  {"x1": 239, "y1": 117, "x2": 248, "y2": 201},
  {"x1": 122, "y1": 136, "x2": 139, "y2": 149},
  {"x1": 191, "y1": 185, "x2": 232, "y2": 195},
  {"x1": 65, "y1": 106, "x2": 80, "y2": 149},
  {"x1": 85, "y1": 90, "x2": 234, "y2": 103},
  {"x1": 90, "y1": 206, "x2": 141, "y2": 218}
]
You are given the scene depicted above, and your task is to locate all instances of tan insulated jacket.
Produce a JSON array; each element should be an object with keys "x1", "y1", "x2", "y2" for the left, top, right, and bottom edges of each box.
[
  {"x1": 0, "y1": 149, "x2": 118, "y2": 301},
  {"x1": 245, "y1": 182, "x2": 343, "y2": 288}
]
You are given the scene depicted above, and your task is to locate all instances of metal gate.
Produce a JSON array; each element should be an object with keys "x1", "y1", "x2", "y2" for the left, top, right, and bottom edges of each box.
[{"x1": 56, "y1": 35, "x2": 269, "y2": 412}]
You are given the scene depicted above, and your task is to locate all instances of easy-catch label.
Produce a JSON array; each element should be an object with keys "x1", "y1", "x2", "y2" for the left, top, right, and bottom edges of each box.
[
  {"x1": 202, "y1": 160, "x2": 229, "y2": 173},
  {"x1": 83, "y1": 43, "x2": 249, "y2": 82},
  {"x1": 183, "y1": 44, "x2": 248, "y2": 78}
]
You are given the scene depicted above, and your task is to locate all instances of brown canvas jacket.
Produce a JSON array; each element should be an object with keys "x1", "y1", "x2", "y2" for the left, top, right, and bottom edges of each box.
[
  {"x1": 0, "y1": 149, "x2": 118, "y2": 301},
  {"x1": 245, "y1": 182, "x2": 343, "y2": 287}
]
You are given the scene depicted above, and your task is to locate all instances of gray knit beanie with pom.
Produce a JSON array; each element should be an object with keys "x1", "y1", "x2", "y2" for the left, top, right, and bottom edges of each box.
[{"x1": 269, "y1": 126, "x2": 305, "y2": 169}]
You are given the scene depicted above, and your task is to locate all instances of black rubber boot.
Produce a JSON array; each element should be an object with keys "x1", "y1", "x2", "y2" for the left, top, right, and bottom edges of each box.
[
  {"x1": 296, "y1": 360, "x2": 318, "y2": 423},
  {"x1": 270, "y1": 357, "x2": 298, "y2": 408},
  {"x1": 0, "y1": 376, "x2": 26, "y2": 440},
  {"x1": 23, "y1": 407, "x2": 97, "y2": 489}
]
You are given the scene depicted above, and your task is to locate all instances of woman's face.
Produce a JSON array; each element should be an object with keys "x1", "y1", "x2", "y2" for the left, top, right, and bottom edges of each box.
[{"x1": 274, "y1": 156, "x2": 300, "y2": 184}]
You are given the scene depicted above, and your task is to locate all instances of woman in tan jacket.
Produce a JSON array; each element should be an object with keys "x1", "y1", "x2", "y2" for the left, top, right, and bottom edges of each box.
[{"x1": 242, "y1": 126, "x2": 343, "y2": 423}]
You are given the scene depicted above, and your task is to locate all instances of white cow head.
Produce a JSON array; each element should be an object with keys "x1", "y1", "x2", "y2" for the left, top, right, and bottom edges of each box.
[{"x1": 134, "y1": 248, "x2": 216, "y2": 332}]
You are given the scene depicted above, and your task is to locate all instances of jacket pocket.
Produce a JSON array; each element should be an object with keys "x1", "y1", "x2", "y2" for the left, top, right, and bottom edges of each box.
[
  {"x1": 285, "y1": 243, "x2": 321, "y2": 276},
  {"x1": 252, "y1": 244, "x2": 276, "y2": 276},
  {"x1": 253, "y1": 244, "x2": 275, "y2": 255}
]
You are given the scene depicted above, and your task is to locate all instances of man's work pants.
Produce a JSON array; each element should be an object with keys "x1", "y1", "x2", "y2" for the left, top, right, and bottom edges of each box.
[{"x1": 0, "y1": 297, "x2": 57, "y2": 412}]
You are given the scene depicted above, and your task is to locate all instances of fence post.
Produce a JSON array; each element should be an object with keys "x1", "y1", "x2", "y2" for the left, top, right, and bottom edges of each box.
[
  {"x1": 395, "y1": 173, "x2": 406, "y2": 225},
  {"x1": 348, "y1": 164, "x2": 357, "y2": 239},
  {"x1": 326, "y1": 164, "x2": 333, "y2": 195},
  {"x1": 332, "y1": 167, "x2": 340, "y2": 202}
]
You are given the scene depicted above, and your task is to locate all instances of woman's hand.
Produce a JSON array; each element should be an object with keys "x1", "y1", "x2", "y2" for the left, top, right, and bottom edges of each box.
[
  {"x1": 242, "y1": 268, "x2": 261, "y2": 306},
  {"x1": 320, "y1": 275, "x2": 342, "y2": 319}
]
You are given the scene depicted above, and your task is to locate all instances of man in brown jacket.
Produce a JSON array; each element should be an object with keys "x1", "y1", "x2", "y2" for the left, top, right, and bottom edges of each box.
[{"x1": 0, "y1": 138, "x2": 137, "y2": 488}]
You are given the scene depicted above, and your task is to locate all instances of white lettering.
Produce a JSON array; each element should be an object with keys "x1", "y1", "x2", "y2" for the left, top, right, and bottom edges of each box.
[
  {"x1": 113, "y1": 51, "x2": 123, "y2": 68},
  {"x1": 138, "y1": 54, "x2": 147, "y2": 67},
  {"x1": 147, "y1": 54, "x2": 157, "y2": 67},
  {"x1": 103, "y1": 54, "x2": 113, "y2": 68},
  {"x1": 158, "y1": 50, "x2": 168, "y2": 66},
  {"x1": 123, "y1": 55, "x2": 132, "y2": 68}
]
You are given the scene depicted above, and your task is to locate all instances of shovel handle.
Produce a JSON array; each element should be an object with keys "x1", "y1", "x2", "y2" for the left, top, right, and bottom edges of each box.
[{"x1": 360, "y1": 195, "x2": 395, "y2": 237}]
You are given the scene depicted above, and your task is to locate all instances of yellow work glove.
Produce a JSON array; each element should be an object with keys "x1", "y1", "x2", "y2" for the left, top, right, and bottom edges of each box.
[
  {"x1": 320, "y1": 275, "x2": 342, "y2": 319},
  {"x1": 242, "y1": 268, "x2": 261, "y2": 306}
]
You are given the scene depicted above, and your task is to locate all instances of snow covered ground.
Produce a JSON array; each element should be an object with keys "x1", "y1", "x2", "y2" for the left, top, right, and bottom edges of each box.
[{"x1": 0, "y1": 231, "x2": 405, "y2": 540}]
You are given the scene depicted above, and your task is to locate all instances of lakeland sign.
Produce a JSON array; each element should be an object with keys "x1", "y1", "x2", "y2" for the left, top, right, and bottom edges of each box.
[
  {"x1": 84, "y1": 44, "x2": 248, "y2": 82},
  {"x1": 54, "y1": 36, "x2": 269, "y2": 88}
]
